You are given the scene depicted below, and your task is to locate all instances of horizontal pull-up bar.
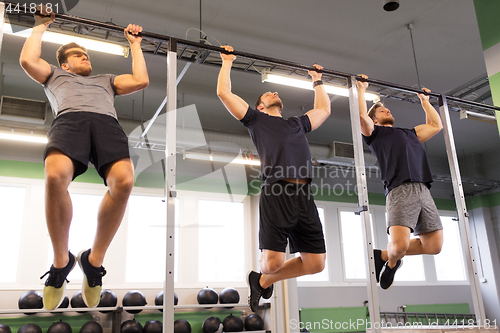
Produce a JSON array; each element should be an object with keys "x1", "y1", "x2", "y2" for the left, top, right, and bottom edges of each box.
[{"x1": 3, "y1": 0, "x2": 500, "y2": 113}]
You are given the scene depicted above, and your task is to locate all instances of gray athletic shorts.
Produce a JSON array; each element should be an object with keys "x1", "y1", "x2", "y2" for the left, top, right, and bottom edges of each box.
[{"x1": 386, "y1": 182, "x2": 443, "y2": 235}]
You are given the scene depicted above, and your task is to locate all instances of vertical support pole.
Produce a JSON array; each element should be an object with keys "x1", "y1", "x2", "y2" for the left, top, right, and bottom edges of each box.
[
  {"x1": 163, "y1": 38, "x2": 177, "y2": 333},
  {"x1": 0, "y1": 2, "x2": 5, "y2": 96},
  {"x1": 438, "y1": 94, "x2": 486, "y2": 323},
  {"x1": 347, "y1": 76, "x2": 381, "y2": 333}
]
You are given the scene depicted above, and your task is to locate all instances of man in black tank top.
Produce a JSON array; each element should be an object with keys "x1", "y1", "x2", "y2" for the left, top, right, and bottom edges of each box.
[
  {"x1": 358, "y1": 75, "x2": 444, "y2": 290},
  {"x1": 217, "y1": 45, "x2": 331, "y2": 311}
]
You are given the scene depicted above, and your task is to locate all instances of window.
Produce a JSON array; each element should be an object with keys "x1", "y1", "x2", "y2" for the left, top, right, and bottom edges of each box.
[
  {"x1": 434, "y1": 216, "x2": 466, "y2": 281},
  {"x1": 298, "y1": 207, "x2": 329, "y2": 282},
  {"x1": 47, "y1": 193, "x2": 100, "y2": 282},
  {"x1": 126, "y1": 195, "x2": 179, "y2": 283},
  {"x1": 339, "y1": 211, "x2": 374, "y2": 280},
  {"x1": 198, "y1": 200, "x2": 245, "y2": 282},
  {"x1": 340, "y1": 211, "x2": 366, "y2": 279},
  {"x1": 0, "y1": 186, "x2": 26, "y2": 283}
]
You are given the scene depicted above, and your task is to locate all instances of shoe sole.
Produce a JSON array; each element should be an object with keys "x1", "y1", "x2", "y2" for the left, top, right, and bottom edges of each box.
[
  {"x1": 381, "y1": 259, "x2": 403, "y2": 290},
  {"x1": 76, "y1": 249, "x2": 98, "y2": 308},
  {"x1": 44, "y1": 254, "x2": 77, "y2": 310}
]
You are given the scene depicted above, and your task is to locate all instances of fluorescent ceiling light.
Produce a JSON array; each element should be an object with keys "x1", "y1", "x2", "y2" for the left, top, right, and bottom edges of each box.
[
  {"x1": 0, "y1": 132, "x2": 48, "y2": 144},
  {"x1": 459, "y1": 110, "x2": 497, "y2": 124},
  {"x1": 262, "y1": 72, "x2": 380, "y2": 101},
  {"x1": 184, "y1": 152, "x2": 261, "y2": 166},
  {"x1": 3, "y1": 23, "x2": 129, "y2": 57}
]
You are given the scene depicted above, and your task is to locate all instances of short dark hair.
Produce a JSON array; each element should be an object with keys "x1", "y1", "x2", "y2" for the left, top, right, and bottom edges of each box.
[
  {"x1": 255, "y1": 93, "x2": 265, "y2": 110},
  {"x1": 56, "y1": 42, "x2": 87, "y2": 67},
  {"x1": 368, "y1": 102, "x2": 384, "y2": 120}
]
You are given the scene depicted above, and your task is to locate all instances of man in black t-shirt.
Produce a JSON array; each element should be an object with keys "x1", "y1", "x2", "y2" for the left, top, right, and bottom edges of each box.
[
  {"x1": 358, "y1": 74, "x2": 444, "y2": 290},
  {"x1": 217, "y1": 45, "x2": 331, "y2": 311}
]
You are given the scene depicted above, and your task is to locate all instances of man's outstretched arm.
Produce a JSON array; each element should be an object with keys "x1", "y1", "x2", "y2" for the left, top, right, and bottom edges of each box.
[
  {"x1": 356, "y1": 74, "x2": 375, "y2": 137},
  {"x1": 114, "y1": 24, "x2": 149, "y2": 95},
  {"x1": 20, "y1": 10, "x2": 54, "y2": 84},
  {"x1": 216, "y1": 45, "x2": 249, "y2": 120},
  {"x1": 414, "y1": 88, "x2": 443, "y2": 142},
  {"x1": 305, "y1": 64, "x2": 331, "y2": 131}
]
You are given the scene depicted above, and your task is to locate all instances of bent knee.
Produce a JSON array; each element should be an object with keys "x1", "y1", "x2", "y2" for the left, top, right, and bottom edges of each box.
[
  {"x1": 45, "y1": 169, "x2": 72, "y2": 190},
  {"x1": 306, "y1": 255, "x2": 326, "y2": 274},
  {"x1": 109, "y1": 174, "x2": 134, "y2": 196},
  {"x1": 263, "y1": 260, "x2": 284, "y2": 274},
  {"x1": 391, "y1": 242, "x2": 409, "y2": 257},
  {"x1": 427, "y1": 243, "x2": 443, "y2": 255}
]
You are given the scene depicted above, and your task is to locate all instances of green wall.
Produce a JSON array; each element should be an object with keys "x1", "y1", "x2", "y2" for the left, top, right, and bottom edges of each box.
[{"x1": 0, "y1": 159, "x2": 464, "y2": 210}]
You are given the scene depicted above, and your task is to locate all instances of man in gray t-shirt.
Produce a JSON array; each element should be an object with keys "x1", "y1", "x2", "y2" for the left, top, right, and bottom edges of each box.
[{"x1": 20, "y1": 9, "x2": 149, "y2": 310}]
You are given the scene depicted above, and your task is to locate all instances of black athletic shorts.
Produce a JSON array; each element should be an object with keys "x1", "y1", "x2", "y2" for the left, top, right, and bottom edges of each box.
[
  {"x1": 43, "y1": 111, "x2": 130, "y2": 185},
  {"x1": 259, "y1": 180, "x2": 326, "y2": 254}
]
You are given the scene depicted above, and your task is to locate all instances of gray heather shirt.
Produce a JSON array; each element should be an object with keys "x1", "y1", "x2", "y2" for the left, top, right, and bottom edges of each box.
[{"x1": 43, "y1": 65, "x2": 118, "y2": 118}]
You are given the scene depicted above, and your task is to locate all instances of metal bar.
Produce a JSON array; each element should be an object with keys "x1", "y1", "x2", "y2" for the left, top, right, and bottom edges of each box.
[
  {"x1": 475, "y1": 91, "x2": 492, "y2": 103},
  {"x1": 0, "y1": 2, "x2": 5, "y2": 56},
  {"x1": 447, "y1": 74, "x2": 488, "y2": 96},
  {"x1": 140, "y1": 62, "x2": 191, "y2": 138},
  {"x1": 163, "y1": 38, "x2": 177, "y2": 333},
  {"x1": 0, "y1": 2, "x2": 5, "y2": 96},
  {"x1": 112, "y1": 308, "x2": 122, "y2": 333},
  {"x1": 348, "y1": 76, "x2": 381, "y2": 333},
  {"x1": 438, "y1": 94, "x2": 486, "y2": 322},
  {"x1": 457, "y1": 81, "x2": 490, "y2": 99},
  {"x1": 3, "y1": 0, "x2": 500, "y2": 112}
]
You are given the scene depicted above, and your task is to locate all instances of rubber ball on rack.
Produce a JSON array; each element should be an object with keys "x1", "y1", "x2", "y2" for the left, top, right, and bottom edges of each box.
[
  {"x1": 154, "y1": 290, "x2": 178, "y2": 312},
  {"x1": 245, "y1": 313, "x2": 265, "y2": 331},
  {"x1": 80, "y1": 321, "x2": 103, "y2": 333},
  {"x1": 143, "y1": 320, "x2": 162, "y2": 333},
  {"x1": 202, "y1": 317, "x2": 223, "y2": 333},
  {"x1": 122, "y1": 290, "x2": 147, "y2": 314},
  {"x1": 173, "y1": 319, "x2": 191, "y2": 333},
  {"x1": 197, "y1": 287, "x2": 218, "y2": 306},
  {"x1": 47, "y1": 321, "x2": 72, "y2": 333},
  {"x1": 98, "y1": 289, "x2": 117, "y2": 313},
  {"x1": 70, "y1": 291, "x2": 88, "y2": 313},
  {"x1": 219, "y1": 287, "x2": 240, "y2": 308},
  {"x1": 0, "y1": 324, "x2": 12, "y2": 333},
  {"x1": 18, "y1": 290, "x2": 43, "y2": 313},
  {"x1": 18, "y1": 324, "x2": 42, "y2": 333},
  {"x1": 121, "y1": 320, "x2": 143, "y2": 333},
  {"x1": 222, "y1": 314, "x2": 244, "y2": 332}
]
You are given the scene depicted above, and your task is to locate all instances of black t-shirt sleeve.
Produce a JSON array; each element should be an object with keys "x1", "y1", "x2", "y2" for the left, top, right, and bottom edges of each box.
[
  {"x1": 239, "y1": 106, "x2": 257, "y2": 127},
  {"x1": 298, "y1": 114, "x2": 312, "y2": 133},
  {"x1": 362, "y1": 125, "x2": 379, "y2": 145}
]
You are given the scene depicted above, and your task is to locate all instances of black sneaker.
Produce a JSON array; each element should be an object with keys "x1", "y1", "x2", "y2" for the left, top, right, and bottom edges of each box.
[
  {"x1": 77, "y1": 249, "x2": 107, "y2": 308},
  {"x1": 40, "y1": 251, "x2": 76, "y2": 310},
  {"x1": 262, "y1": 283, "x2": 274, "y2": 299},
  {"x1": 247, "y1": 271, "x2": 265, "y2": 312},
  {"x1": 379, "y1": 259, "x2": 403, "y2": 290},
  {"x1": 373, "y1": 249, "x2": 386, "y2": 283}
]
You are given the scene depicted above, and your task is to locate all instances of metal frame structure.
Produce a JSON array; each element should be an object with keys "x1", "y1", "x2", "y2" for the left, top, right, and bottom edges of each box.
[{"x1": 1, "y1": 3, "x2": 499, "y2": 332}]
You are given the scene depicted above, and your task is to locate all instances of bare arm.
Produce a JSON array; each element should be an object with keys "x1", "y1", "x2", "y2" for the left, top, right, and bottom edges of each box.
[
  {"x1": 114, "y1": 24, "x2": 149, "y2": 95},
  {"x1": 216, "y1": 45, "x2": 249, "y2": 120},
  {"x1": 19, "y1": 12, "x2": 54, "y2": 84},
  {"x1": 414, "y1": 88, "x2": 443, "y2": 142},
  {"x1": 305, "y1": 64, "x2": 331, "y2": 131},
  {"x1": 357, "y1": 74, "x2": 375, "y2": 137}
]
